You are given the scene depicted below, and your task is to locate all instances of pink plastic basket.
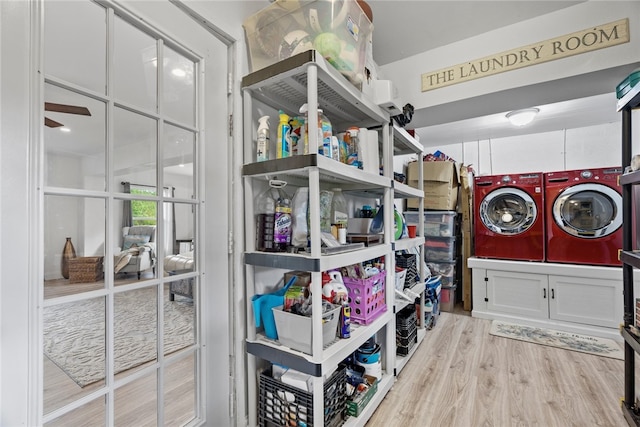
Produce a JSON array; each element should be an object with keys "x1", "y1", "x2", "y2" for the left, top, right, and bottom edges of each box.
[{"x1": 343, "y1": 270, "x2": 387, "y2": 325}]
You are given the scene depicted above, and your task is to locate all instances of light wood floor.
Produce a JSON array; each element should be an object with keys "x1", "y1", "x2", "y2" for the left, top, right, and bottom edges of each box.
[
  {"x1": 44, "y1": 277, "x2": 631, "y2": 426},
  {"x1": 366, "y1": 309, "x2": 629, "y2": 427}
]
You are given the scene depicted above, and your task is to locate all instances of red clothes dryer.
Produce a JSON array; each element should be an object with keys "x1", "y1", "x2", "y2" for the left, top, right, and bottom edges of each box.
[
  {"x1": 544, "y1": 167, "x2": 623, "y2": 266},
  {"x1": 474, "y1": 172, "x2": 545, "y2": 261}
]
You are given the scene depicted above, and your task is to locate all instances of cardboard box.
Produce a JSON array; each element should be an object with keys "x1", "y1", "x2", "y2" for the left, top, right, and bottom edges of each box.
[
  {"x1": 407, "y1": 161, "x2": 459, "y2": 210},
  {"x1": 458, "y1": 164, "x2": 473, "y2": 232}
]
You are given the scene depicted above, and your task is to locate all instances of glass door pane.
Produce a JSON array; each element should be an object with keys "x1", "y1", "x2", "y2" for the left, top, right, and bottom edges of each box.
[
  {"x1": 163, "y1": 47, "x2": 195, "y2": 127},
  {"x1": 44, "y1": 84, "x2": 107, "y2": 191},
  {"x1": 44, "y1": 1, "x2": 107, "y2": 94},
  {"x1": 43, "y1": 296, "x2": 106, "y2": 413},
  {"x1": 113, "y1": 108, "x2": 158, "y2": 194},
  {"x1": 163, "y1": 124, "x2": 195, "y2": 199},
  {"x1": 114, "y1": 16, "x2": 157, "y2": 113},
  {"x1": 43, "y1": 195, "x2": 106, "y2": 299}
]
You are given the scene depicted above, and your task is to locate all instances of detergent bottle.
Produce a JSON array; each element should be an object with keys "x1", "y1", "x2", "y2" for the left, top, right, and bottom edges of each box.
[
  {"x1": 277, "y1": 110, "x2": 292, "y2": 159},
  {"x1": 273, "y1": 185, "x2": 292, "y2": 252},
  {"x1": 328, "y1": 271, "x2": 350, "y2": 338}
]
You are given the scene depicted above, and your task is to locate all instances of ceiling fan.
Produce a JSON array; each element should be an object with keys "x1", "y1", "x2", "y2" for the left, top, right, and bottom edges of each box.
[{"x1": 44, "y1": 102, "x2": 91, "y2": 128}]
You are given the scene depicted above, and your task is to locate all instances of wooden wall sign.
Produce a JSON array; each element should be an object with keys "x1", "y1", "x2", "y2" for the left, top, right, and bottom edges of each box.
[{"x1": 421, "y1": 18, "x2": 629, "y2": 92}]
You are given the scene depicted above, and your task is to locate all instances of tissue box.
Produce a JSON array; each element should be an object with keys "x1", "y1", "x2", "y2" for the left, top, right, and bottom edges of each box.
[{"x1": 243, "y1": 0, "x2": 373, "y2": 88}]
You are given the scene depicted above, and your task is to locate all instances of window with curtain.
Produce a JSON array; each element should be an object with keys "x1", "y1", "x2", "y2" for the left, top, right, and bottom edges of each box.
[{"x1": 130, "y1": 187, "x2": 157, "y2": 225}]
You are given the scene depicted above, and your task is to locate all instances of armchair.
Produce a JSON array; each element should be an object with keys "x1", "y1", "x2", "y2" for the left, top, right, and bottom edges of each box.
[{"x1": 114, "y1": 226, "x2": 157, "y2": 280}]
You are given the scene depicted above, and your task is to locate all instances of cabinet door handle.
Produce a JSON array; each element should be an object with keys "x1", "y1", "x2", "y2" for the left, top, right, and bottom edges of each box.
[
  {"x1": 551, "y1": 288, "x2": 555, "y2": 299},
  {"x1": 543, "y1": 288, "x2": 546, "y2": 299}
]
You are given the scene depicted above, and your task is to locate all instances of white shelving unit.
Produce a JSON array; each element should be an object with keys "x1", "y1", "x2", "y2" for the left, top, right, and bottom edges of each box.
[
  {"x1": 241, "y1": 51, "x2": 395, "y2": 427},
  {"x1": 387, "y1": 124, "x2": 426, "y2": 376}
]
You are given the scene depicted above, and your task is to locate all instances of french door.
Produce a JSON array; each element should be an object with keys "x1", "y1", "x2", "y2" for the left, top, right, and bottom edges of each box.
[{"x1": 39, "y1": 1, "x2": 230, "y2": 425}]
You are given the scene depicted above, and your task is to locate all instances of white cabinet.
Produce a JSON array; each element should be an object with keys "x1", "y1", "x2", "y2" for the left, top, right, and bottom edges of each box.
[
  {"x1": 484, "y1": 270, "x2": 549, "y2": 320},
  {"x1": 470, "y1": 258, "x2": 624, "y2": 340},
  {"x1": 549, "y1": 275, "x2": 622, "y2": 328},
  {"x1": 242, "y1": 51, "x2": 395, "y2": 427},
  {"x1": 481, "y1": 269, "x2": 622, "y2": 328}
]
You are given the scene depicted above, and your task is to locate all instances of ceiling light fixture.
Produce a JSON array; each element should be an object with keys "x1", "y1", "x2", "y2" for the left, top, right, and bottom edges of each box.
[
  {"x1": 59, "y1": 127, "x2": 71, "y2": 133},
  {"x1": 506, "y1": 108, "x2": 540, "y2": 126}
]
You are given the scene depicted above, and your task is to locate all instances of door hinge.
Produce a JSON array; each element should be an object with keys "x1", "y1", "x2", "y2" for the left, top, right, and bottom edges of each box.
[
  {"x1": 227, "y1": 72, "x2": 233, "y2": 95},
  {"x1": 229, "y1": 114, "x2": 233, "y2": 137},
  {"x1": 228, "y1": 230, "x2": 233, "y2": 254}
]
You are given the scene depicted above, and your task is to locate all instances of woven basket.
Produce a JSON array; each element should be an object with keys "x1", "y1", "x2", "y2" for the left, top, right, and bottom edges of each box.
[{"x1": 69, "y1": 257, "x2": 104, "y2": 283}]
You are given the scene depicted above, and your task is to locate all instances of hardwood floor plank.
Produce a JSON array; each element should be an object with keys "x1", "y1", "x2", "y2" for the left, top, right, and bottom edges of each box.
[{"x1": 366, "y1": 312, "x2": 628, "y2": 427}]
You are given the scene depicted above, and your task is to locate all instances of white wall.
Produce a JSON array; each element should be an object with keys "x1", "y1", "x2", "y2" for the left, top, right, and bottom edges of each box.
[
  {"x1": 421, "y1": 115, "x2": 640, "y2": 177},
  {"x1": 381, "y1": 1, "x2": 640, "y2": 112}
]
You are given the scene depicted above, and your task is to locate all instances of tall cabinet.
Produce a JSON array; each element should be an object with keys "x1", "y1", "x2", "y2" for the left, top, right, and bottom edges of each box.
[
  {"x1": 619, "y1": 80, "x2": 640, "y2": 425},
  {"x1": 241, "y1": 51, "x2": 396, "y2": 427}
]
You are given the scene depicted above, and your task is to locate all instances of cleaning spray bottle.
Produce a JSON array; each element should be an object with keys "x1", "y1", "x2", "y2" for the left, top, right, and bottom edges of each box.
[
  {"x1": 277, "y1": 110, "x2": 292, "y2": 159},
  {"x1": 256, "y1": 115, "x2": 270, "y2": 162}
]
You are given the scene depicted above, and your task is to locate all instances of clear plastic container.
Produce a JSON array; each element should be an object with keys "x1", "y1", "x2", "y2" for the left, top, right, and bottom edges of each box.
[{"x1": 330, "y1": 188, "x2": 348, "y2": 227}]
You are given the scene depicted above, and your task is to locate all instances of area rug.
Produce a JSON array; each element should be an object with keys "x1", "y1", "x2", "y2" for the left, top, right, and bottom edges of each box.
[
  {"x1": 489, "y1": 320, "x2": 624, "y2": 360},
  {"x1": 43, "y1": 287, "x2": 194, "y2": 387}
]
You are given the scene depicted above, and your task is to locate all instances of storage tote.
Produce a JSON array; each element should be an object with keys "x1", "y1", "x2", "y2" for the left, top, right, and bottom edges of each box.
[
  {"x1": 272, "y1": 304, "x2": 340, "y2": 354},
  {"x1": 258, "y1": 365, "x2": 346, "y2": 427},
  {"x1": 424, "y1": 236, "x2": 456, "y2": 261},
  {"x1": 343, "y1": 270, "x2": 387, "y2": 325},
  {"x1": 243, "y1": 0, "x2": 373, "y2": 88},
  {"x1": 426, "y1": 261, "x2": 456, "y2": 287}
]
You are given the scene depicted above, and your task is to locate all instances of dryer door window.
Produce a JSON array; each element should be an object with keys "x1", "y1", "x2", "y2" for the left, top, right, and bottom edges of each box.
[
  {"x1": 479, "y1": 188, "x2": 537, "y2": 235},
  {"x1": 552, "y1": 183, "x2": 622, "y2": 238}
]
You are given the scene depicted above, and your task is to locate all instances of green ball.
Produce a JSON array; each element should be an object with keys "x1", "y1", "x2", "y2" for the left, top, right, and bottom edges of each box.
[{"x1": 314, "y1": 32, "x2": 341, "y2": 59}]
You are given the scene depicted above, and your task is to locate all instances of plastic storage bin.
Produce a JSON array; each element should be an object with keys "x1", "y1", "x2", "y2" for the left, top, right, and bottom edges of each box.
[
  {"x1": 258, "y1": 365, "x2": 347, "y2": 427},
  {"x1": 424, "y1": 237, "x2": 456, "y2": 261},
  {"x1": 404, "y1": 210, "x2": 457, "y2": 237},
  {"x1": 272, "y1": 304, "x2": 340, "y2": 354},
  {"x1": 440, "y1": 284, "x2": 457, "y2": 312},
  {"x1": 426, "y1": 261, "x2": 456, "y2": 287},
  {"x1": 243, "y1": 0, "x2": 373, "y2": 87},
  {"x1": 396, "y1": 306, "x2": 418, "y2": 356},
  {"x1": 395, "y1": 253, "x2": 417, "y2": 287},
  {"x1": 343, "y1": 270, "x2": 387, "y2": 325}
]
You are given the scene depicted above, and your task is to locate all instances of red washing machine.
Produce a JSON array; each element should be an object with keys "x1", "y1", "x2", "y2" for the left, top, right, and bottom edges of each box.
[
  {"x1": 474, "y1": 172, "x2": 545, "y2": 261},
  {"x1": 544, "y1": 167, "x2": 623, "y2": 266}
]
